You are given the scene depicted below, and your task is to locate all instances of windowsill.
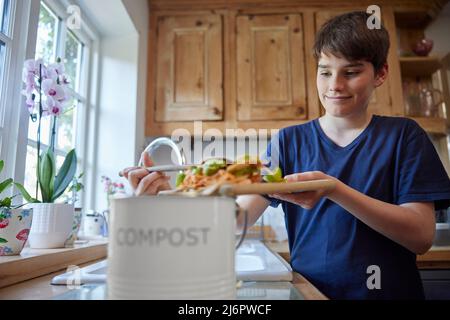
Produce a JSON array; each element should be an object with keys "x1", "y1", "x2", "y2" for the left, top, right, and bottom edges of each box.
[{"x1": 0, "y1": 239, "x2": 108, "y2": 289}]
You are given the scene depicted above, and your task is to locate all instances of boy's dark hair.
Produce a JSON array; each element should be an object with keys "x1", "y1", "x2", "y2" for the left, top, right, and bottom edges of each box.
[{"x1": 313, "y1": 11, "x2": 390, "y2": 73}]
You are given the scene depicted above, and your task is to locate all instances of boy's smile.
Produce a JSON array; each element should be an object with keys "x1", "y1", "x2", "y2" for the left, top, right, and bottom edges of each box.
[{"x1": 317, "y1": 53, "x2": 387, "y2": 118}]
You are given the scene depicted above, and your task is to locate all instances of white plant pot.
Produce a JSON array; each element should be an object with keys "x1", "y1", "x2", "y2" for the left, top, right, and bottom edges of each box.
[{"x1": 27, "y1": 203, "x2": 74, "y2": 249}]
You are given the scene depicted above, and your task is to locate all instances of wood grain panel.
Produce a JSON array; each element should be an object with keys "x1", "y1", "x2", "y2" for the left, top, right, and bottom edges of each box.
[
  {"x1": 237, "y1": 14, "x2": 307, "y2": 121},
  {"x1": 174, "y1": 31, "x2": 205, "y2": 103},
  {"x1": 155, "y1": 14, "x2": 224, "y2": 122}
]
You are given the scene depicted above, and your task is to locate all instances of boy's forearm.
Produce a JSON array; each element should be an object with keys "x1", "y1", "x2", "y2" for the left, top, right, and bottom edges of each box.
[
  {"x1": 327, "y1": 181, "x2": 435, "y2": 254},
  {"x1": 235, "y1": 195, "x2": 270, "y2": 233}
]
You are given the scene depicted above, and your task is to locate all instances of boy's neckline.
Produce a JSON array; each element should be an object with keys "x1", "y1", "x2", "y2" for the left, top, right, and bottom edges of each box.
[{"x1": 313, "y1": 114, "x2": 378, "y2": 151}]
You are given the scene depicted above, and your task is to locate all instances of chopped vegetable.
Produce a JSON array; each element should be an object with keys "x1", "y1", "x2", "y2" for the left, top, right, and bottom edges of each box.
[
  {"x1": 191, "y1": 166, "x2": 202, "y2": 175},
  {"x1": 203, "y1": 159, "x2": 227, "y2": 176},
  {"x1": 176, "y1": 172, "x2": 186, "y2": 187},
  {"x1": 263, "y1": 167, "x2": 285, "y2": 183},
  {"x1": 227, "y1": 163, "x2": 260, "y2": 177}
]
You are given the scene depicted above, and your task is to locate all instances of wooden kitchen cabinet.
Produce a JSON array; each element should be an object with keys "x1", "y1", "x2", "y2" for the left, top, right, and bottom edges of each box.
[
  {"x1": 154, "y1": 14, "x2": 224, "y2": 122},
  {"x1": 236, "y1": 13, "x2": 307, "y2": 121}
]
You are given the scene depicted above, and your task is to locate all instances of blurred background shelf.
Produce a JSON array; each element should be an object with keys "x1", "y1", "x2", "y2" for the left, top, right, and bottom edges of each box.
[
  {"x1": 409, "y1": 116, "x2": 448, "y2": 136},
  {"x1": 400, "y1": 56, "x2": 442, "y2": 77}
]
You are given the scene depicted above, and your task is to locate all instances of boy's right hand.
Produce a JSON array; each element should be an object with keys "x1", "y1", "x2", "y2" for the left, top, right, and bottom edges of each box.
[{"x1": 119, "y1": 152, "x2": 172, "y2": 196}]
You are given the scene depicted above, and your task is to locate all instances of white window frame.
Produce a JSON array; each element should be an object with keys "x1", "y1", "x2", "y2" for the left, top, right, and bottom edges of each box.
[
  {"x1": 27, "y1": 1, "x2": 88, "y2": 181},
  {"x1": 0, "y1": 0, "x2": 40, "y2": 191}
]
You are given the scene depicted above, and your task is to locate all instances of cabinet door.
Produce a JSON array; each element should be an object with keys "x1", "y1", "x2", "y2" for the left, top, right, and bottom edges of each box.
[
  {"x1": 155, "y1": 15, "x2": 223, "y2": 122},
  {"x1": 315, "y1": 10, "x2": 392, "y2": 116},
  {"x1": 236, "y1": 14, "x2": 307, "y2": 121}
]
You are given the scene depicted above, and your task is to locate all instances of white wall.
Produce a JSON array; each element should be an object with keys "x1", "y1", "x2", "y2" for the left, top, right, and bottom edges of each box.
[
  {"x1": 77, "y1": 0, "x2": 149, "y2": 212},
  {"x1": 425, "y1": 2, "x2": 450, "y2": 58},
  {"x1": 94, "y1": 34, "x2": 139, "y2": 211},
  {"x1": 122, "y1": 0, "x2": 149, "y2": 164}
]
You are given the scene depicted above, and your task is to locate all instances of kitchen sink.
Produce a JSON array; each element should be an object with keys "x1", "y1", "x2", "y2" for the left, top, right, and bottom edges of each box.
[{"x1": 51, "y1": 239, "x2": 292, "y2": 285}]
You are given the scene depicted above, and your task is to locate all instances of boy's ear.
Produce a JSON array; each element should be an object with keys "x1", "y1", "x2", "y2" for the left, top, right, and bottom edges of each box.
[{"x1": 374, "y1": 63, "x2": 389, "y2": 88}]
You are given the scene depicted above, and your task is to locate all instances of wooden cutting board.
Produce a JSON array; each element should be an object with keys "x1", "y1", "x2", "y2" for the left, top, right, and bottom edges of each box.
[
  {"x1": 219, "y1": 179, "x2": 336, "y2": 196},
  {"x1": 159, "y1": 179, "x2": 336, "y2": 197}
]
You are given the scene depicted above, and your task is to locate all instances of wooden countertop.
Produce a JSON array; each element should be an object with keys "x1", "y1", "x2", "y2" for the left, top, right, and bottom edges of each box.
[
  {"x1": 264, "y1": 241, "x2": 450, "y2": 270},
  {"x1": 0, "y1": 240, "x2": 327, "y2": 300},
  {"x1": 3, "y1": 239, "x2": 445, "y2": 300},
  {"x1": 417, "y1": 246, "x2": 450, "y2": 269}
]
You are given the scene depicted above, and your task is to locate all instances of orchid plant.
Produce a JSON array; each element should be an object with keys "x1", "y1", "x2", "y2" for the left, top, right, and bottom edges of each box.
[
  {"x1": 22, "y1": 58, "x2": 78, "y2": 203},
  {"x1": 0, "y1": 160, "x2": 36, "y2": 209},
  {"x1": 101, "y1": 176, "x2": 125, "y2": 208}
]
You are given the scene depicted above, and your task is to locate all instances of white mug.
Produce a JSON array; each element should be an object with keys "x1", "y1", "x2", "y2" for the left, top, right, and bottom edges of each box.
[
  {"x1": 107, "y1": 195, "x2": 237, "y2": 300},
  {"x1": 83, "y1": 212, "x2": 105, "y2": 237}
]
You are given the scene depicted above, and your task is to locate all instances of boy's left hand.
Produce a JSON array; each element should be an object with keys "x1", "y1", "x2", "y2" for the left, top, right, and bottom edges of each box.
[{"x1": 269, "y1": 171, "x2": 338, "y2": 209}]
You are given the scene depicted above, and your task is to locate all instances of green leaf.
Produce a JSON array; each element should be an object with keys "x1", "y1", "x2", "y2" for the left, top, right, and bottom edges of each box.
[
  {"x1": 273, "y1": 167, "x2": 283, "y2": 181},
  {"x1": 14, "y1": 183, "x2": 39, "y2": 203},
  {"x1": 0, "y1": 178, "x2": 13, "y2": 195},
  {"x1": 176, "y1": 172, "x2": 186, "y2": 187},
  {"x1": 0, "y1": 160, "x2": 4, "y2": 174},
  {"x1": 0, "y1": 198, "x2": 11, "y2": 208},
  {"x1": 203, "y1": 160, "x2": 226, "y2": 176},
  {"x1": 191, "y1": 166, "x2": 202, "y2": 175},
  {"x1": 0, "y1": 238, "x2": 8, "y2": 244},
  {"x1": 52, "y1": 149, "x2": 77, "y2": 202},
  {"x1": 39, "y1": 149, "x2": 56, "y2": 203},
  {"x1": 263, "y1": 167, "x2": 285, "y2": 183}
]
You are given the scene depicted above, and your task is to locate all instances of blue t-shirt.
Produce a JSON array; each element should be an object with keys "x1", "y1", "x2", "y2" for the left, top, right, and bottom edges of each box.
[{"x1": 263, "y1": 115, "x2": 450, "y2": 300}]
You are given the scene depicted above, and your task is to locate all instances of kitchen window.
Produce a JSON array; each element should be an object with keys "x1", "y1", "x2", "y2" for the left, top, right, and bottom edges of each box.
[
  {"x1": 24, "y1": 1, "x2": 90, "y2": 206},
  {"x1": 0, "y1": 0, "x2": 11, "y2": 162}
]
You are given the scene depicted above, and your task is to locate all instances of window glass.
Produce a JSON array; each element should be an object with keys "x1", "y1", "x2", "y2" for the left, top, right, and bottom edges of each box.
[
  {"x1": 24, "y1": 145, "x2": 38, "y2": 199},
  {"x1": 28, "y1": 115, "x2": 51, "y2": 145},
  {"x1": 0, "y1": 0, "x2": 5, "y2": 33},
  {"x1": 56, "y1": 103, "x2": 77, "y2": 152},
  {"x1": 0, "y1": 40, "x2": 5, "y2": 109},
  {"x1": 0, "y1": 0, "x2": 10, "y2": 36},
  {"x1": 64, "y1": 31, "x2": 83, "y2": 91},
  {"x1": 25, "y1": 1, "x2": 88, "y2": 207},
  {"x1": 35, "y1": 3, "x2": 58, "y2": 62}
]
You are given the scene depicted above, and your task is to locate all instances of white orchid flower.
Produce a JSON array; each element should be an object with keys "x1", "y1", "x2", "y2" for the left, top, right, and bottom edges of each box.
[{"x1": 42, "y1": 78, "x2": 66, "y2": 102}]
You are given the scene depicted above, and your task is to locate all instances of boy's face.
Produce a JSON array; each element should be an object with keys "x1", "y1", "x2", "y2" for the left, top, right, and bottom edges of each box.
[{"x1": 316, "y1": 53, "x2": 387, "y2": 118}]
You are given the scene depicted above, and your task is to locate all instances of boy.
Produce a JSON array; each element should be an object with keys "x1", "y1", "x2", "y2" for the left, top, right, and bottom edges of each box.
[{"x1": 121, "y1": 11, "x2": 450, "y2": 299}]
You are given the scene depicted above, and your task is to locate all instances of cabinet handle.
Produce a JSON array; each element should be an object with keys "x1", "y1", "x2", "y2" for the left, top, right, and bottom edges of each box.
[{"x1": 213, "y1": 107, "x2": 222, "y2": 116}]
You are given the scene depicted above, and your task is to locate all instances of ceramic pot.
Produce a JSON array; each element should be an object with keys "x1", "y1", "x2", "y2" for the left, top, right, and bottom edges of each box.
[
  {"x1": 27, "y1": 203, "x2": 74, "y2": 249},
  {"x1": 64, "y1": 207, "x2": 82, "y2": 247},
  {"x1": 412, "y1": 38, "x2": 433, "y2": 56},
  {"x1": 0, "y1": 207, "x2": 33, "y2": 256}
]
